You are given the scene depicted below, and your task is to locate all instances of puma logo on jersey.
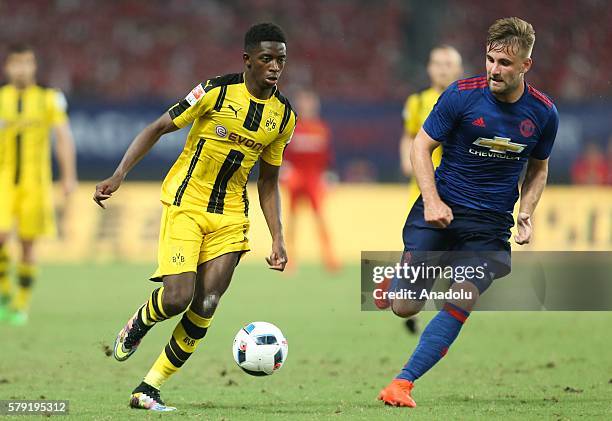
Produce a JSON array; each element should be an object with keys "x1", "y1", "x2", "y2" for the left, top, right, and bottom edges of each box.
[{"x1": 228, "y1": 104, "x2": 242, "y2": 118}]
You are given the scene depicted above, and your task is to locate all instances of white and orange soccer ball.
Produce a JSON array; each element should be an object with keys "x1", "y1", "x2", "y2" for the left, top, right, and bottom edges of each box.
[{"x1": 232, "y1": 322, "x2": 288, "y2": 376}]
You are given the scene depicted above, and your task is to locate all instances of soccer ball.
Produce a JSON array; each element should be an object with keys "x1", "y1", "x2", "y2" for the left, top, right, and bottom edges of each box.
[{"x1": 232, "y1": 321, "x2": 288, "y2": 376}]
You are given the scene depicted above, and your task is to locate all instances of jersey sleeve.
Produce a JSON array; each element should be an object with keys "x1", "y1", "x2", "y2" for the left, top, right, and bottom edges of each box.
[
  {"x1": 47, "y1": 89, "x2": 68, "y2": 125},
  {"x1": 422, "y1": 83, "x2": 461, "y2": 143},
  {"x1": 403, "y1": 94, "x2": 420, "y2": 136},
  {"x1": 530, "y1": 105, "x2": 559, "y2": 160},
  {"x1": 261, "y1": 111, "x2": 297, "y2": 166},
  {"x1": 168, "y1": 81, "x2": 216, "y2": 129}
]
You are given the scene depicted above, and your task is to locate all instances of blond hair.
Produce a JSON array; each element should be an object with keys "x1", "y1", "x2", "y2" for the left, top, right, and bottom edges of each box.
[
  {"x1": 430, "y1": 44, "x2": 462, "y2": 63},
  {"x1": 487, "y1": 17, "x2": 535, "y2": 57}
]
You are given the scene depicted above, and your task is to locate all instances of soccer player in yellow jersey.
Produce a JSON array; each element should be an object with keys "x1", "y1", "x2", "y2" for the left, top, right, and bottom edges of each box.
[
  {"x1": 93, "y1": 23, "x2": 296, "y2": 411},
  {"x1": 397, "y1": 46, "x2": 462, "y2": 335},
  {"x1": 400, "y1": 45, "x2": 463, "y2": 208},
  {"x1": 0, "y1": 45, "x2": 77, "y2": 325}
]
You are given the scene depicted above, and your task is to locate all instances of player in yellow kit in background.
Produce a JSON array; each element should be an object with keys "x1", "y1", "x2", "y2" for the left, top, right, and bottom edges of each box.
[
  {"x1": 0, "y1": 45, "x2": 77, "y2": 325},
  {"x1": 400, "y1": 45, "x2": 463, "y2": 206},
  {"x1": 398, "y1": 45, "x2": 462, "y2": 334}
]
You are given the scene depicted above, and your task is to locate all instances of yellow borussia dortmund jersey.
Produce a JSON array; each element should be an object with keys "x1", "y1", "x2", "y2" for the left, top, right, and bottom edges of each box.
[
  {"x1": 0, "y1": 84, "x2": 67, "y2": 189},
  {"x1": 403, "y1": 87, "x2": 443, "y2": 207},
  {"x1": 403, "y1": 87, "x2": 443, "y2": 167},
  {"x1": 163, "y1": 73, "x2": 297, "y2": 216}
]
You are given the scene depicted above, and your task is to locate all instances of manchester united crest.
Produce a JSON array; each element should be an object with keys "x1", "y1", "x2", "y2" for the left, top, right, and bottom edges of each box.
[{"x1": 519, "y1": 119, "x2": 535, "y2": 138}]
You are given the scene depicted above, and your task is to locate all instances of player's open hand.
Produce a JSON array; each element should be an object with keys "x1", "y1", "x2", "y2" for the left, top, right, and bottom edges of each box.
[
  {"x1": 266, "y1": 240, "x2": 288, "y2": 271},
  {"x1": 424, "y1": 199, "x2": 454, "y2": 228},
  {"x1": 514, "y1": 212, "x2": 532, "y2": 245},
  {"x1": 93, "y1": 175, "x2": 122, "y2": 209}
]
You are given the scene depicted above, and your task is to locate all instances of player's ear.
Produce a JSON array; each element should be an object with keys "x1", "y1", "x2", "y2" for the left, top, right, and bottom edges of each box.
[
  {"x1": 243, "y1": 52, "x2": 252, "y2": 69},
  {"x1": 522, "y1": 57, "x2": 532, "y2": 74}
]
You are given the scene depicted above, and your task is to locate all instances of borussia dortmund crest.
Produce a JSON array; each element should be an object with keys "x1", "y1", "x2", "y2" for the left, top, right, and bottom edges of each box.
[{"x1": 265, "y1": 110, "x2": 281, "y2": 132}]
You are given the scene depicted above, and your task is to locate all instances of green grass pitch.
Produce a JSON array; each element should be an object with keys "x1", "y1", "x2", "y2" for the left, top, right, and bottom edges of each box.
[{"x1": 1, "y1": 263, "x2": 611, "y2": 420}]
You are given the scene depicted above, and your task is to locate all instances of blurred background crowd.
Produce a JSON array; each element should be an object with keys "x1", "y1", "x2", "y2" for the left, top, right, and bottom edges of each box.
[{"x1": 0, "y1": 0, "x2": 610, "y2": 183}]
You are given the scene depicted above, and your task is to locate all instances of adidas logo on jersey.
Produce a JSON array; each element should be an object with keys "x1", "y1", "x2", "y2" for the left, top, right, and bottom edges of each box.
[{"x1": 472, "y1": 117, "x2": 486, "y2": 127}]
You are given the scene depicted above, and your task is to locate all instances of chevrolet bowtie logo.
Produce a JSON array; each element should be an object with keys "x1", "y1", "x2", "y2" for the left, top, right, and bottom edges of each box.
[{"x1": 472, "y1": 136, "x2": 525, "y2": 154}]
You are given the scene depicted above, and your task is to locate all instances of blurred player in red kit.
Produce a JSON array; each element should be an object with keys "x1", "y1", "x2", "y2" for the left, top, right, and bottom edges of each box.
[{"x1": 283, "y1": 89, "x2": 339, "y2": 272}]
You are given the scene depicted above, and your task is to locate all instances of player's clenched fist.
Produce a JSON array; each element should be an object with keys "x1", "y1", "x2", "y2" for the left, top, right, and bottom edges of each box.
[
  {"x1": 423, "y1": 199, "x2": 454, "y2": 228},
  {"x1": 265, "y1": 240, "x2": 288, "y2": 271},
  {"x1": 93, "y1": 174, "x2": 123, "y2": 209}
]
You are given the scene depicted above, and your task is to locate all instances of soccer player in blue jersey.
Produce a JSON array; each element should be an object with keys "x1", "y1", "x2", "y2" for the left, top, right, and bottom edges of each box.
[{"x1": 378, "y1": 17, "x2": 559, "y2": 407}]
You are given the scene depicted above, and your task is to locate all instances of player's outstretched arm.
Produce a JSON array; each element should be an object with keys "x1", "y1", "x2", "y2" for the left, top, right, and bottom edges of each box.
[
  {"x1": 257, "y1": 160, "x2": 288, "y2": 271},
  {"x1": 53, "y1": 121, "x2": 78, "y2": 197},
  {"x1": 93, "y1": 113, "x2": 178, "y2": 208},
  {"x1": 515, "y1": 157, "x2": 549, "y2": 245},
  {"x1": 411, "y1": 128, "x2": 453, "y2": 228}
]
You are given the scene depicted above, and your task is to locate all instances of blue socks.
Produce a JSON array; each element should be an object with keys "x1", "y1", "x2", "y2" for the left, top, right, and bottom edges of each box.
[{"x1": 396, "y1": 302, "x2": 469, "y2": 382}]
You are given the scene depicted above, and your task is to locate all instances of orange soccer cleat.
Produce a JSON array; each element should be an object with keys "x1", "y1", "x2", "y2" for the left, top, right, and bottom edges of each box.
[
  {"x1": 377, "y1": 379, "x2": 417, "y2": 407},
  {"x1": 373, "y1": 276, "x2": 393, "y2": 309}
]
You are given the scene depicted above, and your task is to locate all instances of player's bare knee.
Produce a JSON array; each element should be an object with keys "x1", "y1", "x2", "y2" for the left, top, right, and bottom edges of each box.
[
  {"x1": 192, "y1": 292, "x2": 221, "y2": 318},
  {"x1": 448, "y1": 281, "x2": 480, "y2": 312},
  {"x1": 162, "y1": 284, "x2": 194, "y2": 316},
  {"x1": 162, "y1": 290, "x2": 192, "y2": 316},
  {"x1": 391, "y1": 299, "x2": 423, "y2": 319},
  {"x1": 392, "y1": 307, "x2": 420, "y2": 319},
  {"x1": 161, "y1": 272, "x2": 195, "y2": 315}
]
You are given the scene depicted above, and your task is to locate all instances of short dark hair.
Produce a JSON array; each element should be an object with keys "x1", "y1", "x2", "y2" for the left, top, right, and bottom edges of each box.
[
  {"x1": 244, "y1": 23, "x2": 286, "y2": 52},
  {"x1": 7, "y1": 43, "x2": 34, "y2": 55}
]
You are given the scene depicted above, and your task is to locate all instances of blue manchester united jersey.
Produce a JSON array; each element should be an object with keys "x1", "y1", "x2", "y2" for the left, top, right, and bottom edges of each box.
[{"x1": 422, "y1": 75, "x2": 559, "y2": 213}]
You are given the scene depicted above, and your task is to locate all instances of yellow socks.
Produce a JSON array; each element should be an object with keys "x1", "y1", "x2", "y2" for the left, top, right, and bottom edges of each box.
[
  {"x1": 139, "y1": 287, "x2": 169, "y2": 327},
  {"x1": 0, "y1": 246, "x2": 11, "y2": 302},
  {"x1": 143, "y1": 309, "x2": 213, "y2": 389},
  {"x1": 11, "y1": 263, "x2": 36, "y2": 313}
]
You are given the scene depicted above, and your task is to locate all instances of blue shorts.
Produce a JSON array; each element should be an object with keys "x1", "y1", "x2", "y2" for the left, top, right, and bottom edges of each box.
[{"x1": 397, "y1": 196, "x2": 514, "y2": 295}]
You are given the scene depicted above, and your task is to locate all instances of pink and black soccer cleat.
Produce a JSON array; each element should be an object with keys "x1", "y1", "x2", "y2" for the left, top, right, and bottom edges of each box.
[{"x1": 113, "y1": 306, "x2": 151, "y2": 362}]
